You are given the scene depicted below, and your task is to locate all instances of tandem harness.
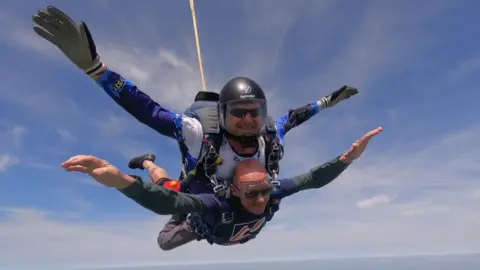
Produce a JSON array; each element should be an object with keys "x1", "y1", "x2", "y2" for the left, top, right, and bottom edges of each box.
[
  {"x1": 189, "y1": 194, "x2": 281, "y2": 245},
  {"x1": 176, "y1": 91, "x2": 284, "y2": 196},
  {"x1": 174, "y1": 91, "x2": 284, "y2": 244}
]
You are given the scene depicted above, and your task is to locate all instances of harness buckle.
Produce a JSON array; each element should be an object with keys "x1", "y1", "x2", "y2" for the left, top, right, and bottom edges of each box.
[
  {"x1": 206, "y1": 145, "x2": 218, "y2": 159},
  {"x1": 203, "y1": 144, "x2": 220, "y2": 184},
  {"x1": 213, "y1": 184, "x2": 226, "y2": 197}
]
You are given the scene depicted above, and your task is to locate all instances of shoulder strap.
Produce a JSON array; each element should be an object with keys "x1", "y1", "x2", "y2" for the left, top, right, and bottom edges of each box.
[
  {"x1": 263, "y1": 116, "x2": 283, "y2": 180},
  {"x1": 187, "y1": 128, "x2": 225, "y2": 197},
  {"x1": 178, "y1": 91, "x2": 221, "y2": 180},
  {"x1": 265, "y1": 115, "x2": 277, "y2": 133},
  {"x1": 266, "y1": 183, "x2": 282, "y2": 221},
  {"x1": 212, "y1": 130, "x2": 224, "y2": 155},
  {"x1": 191, "y1": 91, "x2": 220, "y2": 134}
]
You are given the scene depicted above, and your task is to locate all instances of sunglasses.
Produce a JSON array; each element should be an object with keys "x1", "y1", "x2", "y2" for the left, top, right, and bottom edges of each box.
[
  {"x1": 229, "y1": 107, "x2": 262, "y2": 118},
  {"x1": 244, "y1": 186, "x2": 273, "y2": 199}
]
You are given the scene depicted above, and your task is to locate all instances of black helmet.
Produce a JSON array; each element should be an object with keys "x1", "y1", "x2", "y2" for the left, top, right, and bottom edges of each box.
[
  {"x1": 218, "y1": 77, "x2": 268, "y2": 147},
  {"x1": 219, "y1": 77, "x2": 266, "y2": 104}
]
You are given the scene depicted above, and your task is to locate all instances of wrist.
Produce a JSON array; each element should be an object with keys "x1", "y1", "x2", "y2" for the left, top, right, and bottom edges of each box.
[
  {"x1": 115, "y1": 172, "x2": 137, "y2": 190},
  {"x1": 339, "y1": 153, "x2": 353, "y2": 164},
  {"x1": 85, "y1": 56, "x2": 107, "y2": 79},
  {"x1": 320, "y1": 96, "x2": 328, "y2": 107}
]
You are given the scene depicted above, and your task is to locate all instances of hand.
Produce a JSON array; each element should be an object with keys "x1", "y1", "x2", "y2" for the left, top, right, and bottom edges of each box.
[
  {"x1": 32, "y1": 6, "x2": 105, "y2": 76},
  {"x1": 340, "y1": 126, "x2": 383, "y2": 163},
  {"x1": 61, "y1": 155, "x2": 127, "y2": 188},
  {"x1": 320, "y1": 85, "x2": 359, "y2": 108}
]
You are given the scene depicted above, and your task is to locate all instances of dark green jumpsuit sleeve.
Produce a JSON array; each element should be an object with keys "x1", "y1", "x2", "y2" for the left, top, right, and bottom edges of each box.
[
  {"x1": 292, "y1": 156, "x2": 350, "y2": 192},
  {"x1": 117, "y1": 176, "x2": 205, "y2": 215}
]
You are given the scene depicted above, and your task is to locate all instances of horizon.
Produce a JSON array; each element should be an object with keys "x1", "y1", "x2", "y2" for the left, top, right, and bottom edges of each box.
[{"x1": 65, "y1": 253, "x2": 480, "y2": 270}]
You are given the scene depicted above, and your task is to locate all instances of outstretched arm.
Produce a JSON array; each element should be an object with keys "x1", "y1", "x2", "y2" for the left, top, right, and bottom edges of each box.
[
  {"x1": 61, "y1": 155, "x2": 219, "y2": 216},
  {"x1": 275, "y1": 126, "x2": 383, "y2": 198},
  {"x1": 31, "y1": 6, "x2": 203, "y2": 145},
  {"x1": 119, "y1": 176, "x2": 209, "y2": 215},
  {"x1": 276, "y1": 156, "x2": 350, "y2": 198},
  {"x1": 275, "y1": 100, "x2": 324, "y2": 142},
  {"x1": 275, "y1": 86, "x2": 358, "y2": 141},
  {"x1": 93, "y1": 68, "x2": 186, "y2": 139}
]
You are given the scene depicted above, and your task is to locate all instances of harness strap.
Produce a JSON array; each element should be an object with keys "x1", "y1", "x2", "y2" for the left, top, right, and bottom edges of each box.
[
  {"x1": 179, "y1": 96, "x2": 283, "y2": 196},
  {"x1": 190, "y1": 190, "x2": 281, "y2": 245},
  {"x1": 264, "y1": 116, "x2": 283, "y2": 180},
  {"x1": 193, "y1": 116, "x2": 283, "y2": 197},
  {"x1": 174, "y1": 117, "x2": 190, "y2": 181},
  {"x1": 192, "y1": 131, "x2": 226, "y2": 197},
  {"x1": 177, "y1": 92, "x2": 220, "y2": 181},
  {"x1": 178, "y1": 141, "x2": 190, "y2": 181},
  {"x1": 188, "y1": 197, "x2": 233, "y2": 245}
]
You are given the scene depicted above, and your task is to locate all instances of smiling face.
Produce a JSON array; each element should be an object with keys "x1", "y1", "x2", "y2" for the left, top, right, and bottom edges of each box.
[
  {"x1": 223, "y1": 100, "x2": 266, "y2": 136},
  {"x1": 231, "y1": 159, "x2": 272, "y2": 215}
]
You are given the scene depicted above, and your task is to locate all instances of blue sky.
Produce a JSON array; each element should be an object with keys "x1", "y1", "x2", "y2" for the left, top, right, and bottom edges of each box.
[{"x1": 0, "y1": 0, "x2": 480, "y2": 269}]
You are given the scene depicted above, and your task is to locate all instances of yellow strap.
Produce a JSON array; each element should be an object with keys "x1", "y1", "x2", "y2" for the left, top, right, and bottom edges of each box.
[{"x1": 189, "y1": 0, "x2": 207, "y2": 91}]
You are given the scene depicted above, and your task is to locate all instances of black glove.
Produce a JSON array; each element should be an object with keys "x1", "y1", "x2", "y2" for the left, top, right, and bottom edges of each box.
[
  {"x1": 320, "y1": 85, "x2": 359, "y2": 108},
  {"x1": 32, "y1": 6, "x2": 105, "y2": 77}
]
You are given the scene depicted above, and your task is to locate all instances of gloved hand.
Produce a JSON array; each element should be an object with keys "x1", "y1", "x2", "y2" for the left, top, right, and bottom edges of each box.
[
  {"x1": 32, "y1": 6, "x2": 105, "y2": 77},
  {"x1": 320, "y1": 85, "x2": 359, "y2": 108}
]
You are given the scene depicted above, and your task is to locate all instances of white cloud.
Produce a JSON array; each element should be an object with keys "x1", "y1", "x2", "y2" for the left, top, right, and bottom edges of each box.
[
  {"x1": 98, "y1": 45, "x2": 202, "y2": 111},
  {"x1": 400, "y1": 209, "x2": 424, "y2": 218},
  {"x1": 56, "y1": 127, "x2": 77, "y2": 143},
  {"x1": 0, "y1": 123, "x2": 27, "y2": 149},
  {"x1": 35, "y1": 4, "x2": 324, "y2": 159},
  {"x1": 356, "y1": 194, "x2": 394, "y2": 209},
  {"x1": 471, "y1": 189, "x2": 480, "y2": 200},
  {"x1": 0, "y1": 6, "x2": 198, "y2": 128},
  {"x1": 0, "y1": 19, "x2": 195, "y2": 157},
  {"x1": 0, "y1": 8, "x2": 58, "y2": 56},
  {"x1": 11, "y1": 125, "x2": 28, "y2": 147},
  {"x1": 0, "y1": 204, "x2": 479, "y2": 270},
  {"x1": 0, "y1": 154, "x2": 19, "y2": 172},
  {"x1": 26, "y1": 162, "x2": 53, "y2": 170},
  {"x1": 398, "y1": 203, "x2": 450, "y2": 218},
  {"x1": 272, "y1": 122, "x2": 480, "y2": 241},
  {"x1": 296, "y1": 1, "x2": 455, "y2": 94},
  {"x1": 73, "y1": 177, "x2": 103, "y2": 188},
  {"x1": 0, "y1": 2, "x2": 331, "y2": 149},
  {"x1": 446, "y1": 55, "x2": 480, "y2": 84},
  {"x1": 260, "y1": 2, "x2": 457, "y2": 176}
]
